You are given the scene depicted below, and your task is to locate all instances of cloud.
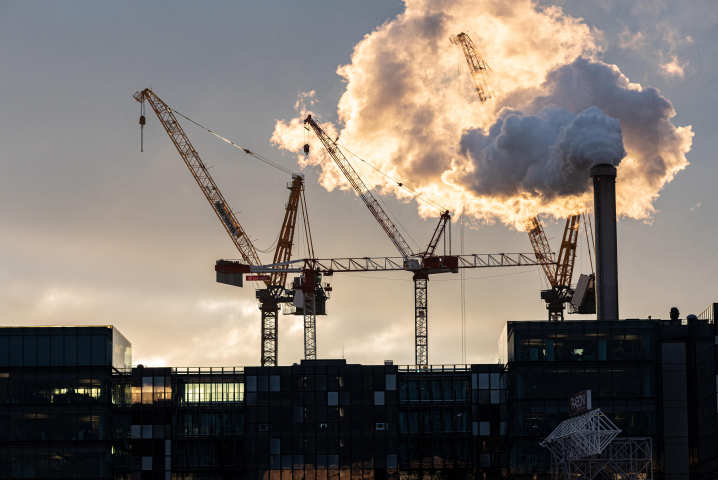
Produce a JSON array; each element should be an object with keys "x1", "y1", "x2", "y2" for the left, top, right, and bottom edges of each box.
[
  {"x1": 617, "y1": 27, "x2": 645, "y2": 50},
  {"x1": 523, "y1": 58, "x2": 693, "y2": 219},
  {"x1": 660, "y1": 55, "x2": 687, "y2": 77},
  {"x1": 272, "y1": 0, "x2": 691, "y2": 228},
  {"x1": 690, "y1": 202, "x2": 701, "y2": 212},
  {"x1": 452, "y1": 106, "x2": 625, "y2": 202}
]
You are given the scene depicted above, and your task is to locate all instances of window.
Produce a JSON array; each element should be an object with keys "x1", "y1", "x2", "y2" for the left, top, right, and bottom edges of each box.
[
  {"x1": 374, "y1": 391, "x2": 385, "y2": 405},
  {"x1": 375, "y1": 423, "x2": 387, "y2": 431},
  {"x1": 294, "y1": 407, "x2": 304, "y2": 423},
  {"x1": 270, "y1": 375, "x2": 280, "y2": 391},
  {"x1": 181, "y1": 382, "x2": 244, "y2": 403},
  {"x1": 328, "y1": 392, "x2": 338, "y2": 406}
]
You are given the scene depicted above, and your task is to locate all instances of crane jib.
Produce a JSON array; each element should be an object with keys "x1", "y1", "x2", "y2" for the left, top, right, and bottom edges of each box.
[
  {"x1": 214, "y1": 201, "x2": 240, "y2": 237},
  {"x1": 304, "y1": 115, "x2": 415, "y2": 259}
]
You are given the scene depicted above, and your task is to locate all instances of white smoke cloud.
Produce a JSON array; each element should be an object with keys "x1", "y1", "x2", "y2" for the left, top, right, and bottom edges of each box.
[
  {"x1": 454, "y1": 106, "x2": 625, "y2": 202},
  {"x1": 524, "y1": 57, "x2": 693, "y2": 219},
  {"x1": 271, "y1": 0, "x2": 692, "y2": 228}
]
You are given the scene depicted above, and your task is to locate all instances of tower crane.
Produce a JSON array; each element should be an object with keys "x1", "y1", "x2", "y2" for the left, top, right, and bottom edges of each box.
[
  {"x1": 217, "y1": 251, "x2": 550, "y2": 361},
  {"x1": 133, "y1": 88, "x2": 325, "y2": 366},
  {"x1": 303, "y1": 115, "x2": 549, "y2": 365},
  {"x1": 526, "y1": 215, "x2": 595, "y2": 320},
  {"x1": 449, "y1": 32, "x2": 494, "y2": 102},
  {"x1": 447, "y1": 36, "x2": 595, "y2": 321}
]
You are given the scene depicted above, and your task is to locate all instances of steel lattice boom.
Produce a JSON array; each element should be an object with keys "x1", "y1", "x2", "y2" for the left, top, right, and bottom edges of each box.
[
  {"x1": 135, "y1": 89, "x2": 316, "y2": 367},
  {"x1": 304, "y1": 115, "x2": 415, "y2": 259},
  {"x1": 556, "y1": 215, "x2": 580, "y2": 287},
  {"x1": 270, "y1": 175, "x2": 304, "y2": 287},
  {"x1": 526, "y1": 216, "x2": 557, "y2": 286},
  {"x1": 526, "y1": 215, "x2": 582, "y2": 320},
  {"x1": 134, "y1": 89, "x2": 264, "y2": 271},
  {"x1": 215, "y1": 253, "x2": 549, "y2": 275},
  {"x1": 449, "y1": 32, "x2": 494, "y2": 102}
]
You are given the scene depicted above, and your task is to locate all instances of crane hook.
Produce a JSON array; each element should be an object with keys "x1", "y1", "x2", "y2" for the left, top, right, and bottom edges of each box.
[{"x1": 303, "y1": 144, "x2": 310, "y2": 156}]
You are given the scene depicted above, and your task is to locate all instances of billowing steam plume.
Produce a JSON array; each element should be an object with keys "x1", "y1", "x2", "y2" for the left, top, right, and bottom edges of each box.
[
  {"x1": 456, "y1": 105, "x2": 626, "y2": 201},
  {"x1": 271, "y1": 0, "x2": 693, "y2": 228}
]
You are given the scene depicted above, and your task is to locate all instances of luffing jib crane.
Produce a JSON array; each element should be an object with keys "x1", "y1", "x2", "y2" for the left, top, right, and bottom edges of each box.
[
  {"x1": 133, "y1": 89, "x2": 263, "y2": 267},
  {"x1": 448, "y1": 36, "x2": 595, "y2": 321},
  {"x1": 526, "y1": 215, "x2": 595, "y2": 320},
  {"x1": 449, "y1": 32, "x2": 494, "y2": 103},
  {"x1": 217, "y1": 251, "x2": 550, "y2": 360},
  {"x1": 305, "y1": 114, "x2": 440, "y2": 365},
  {"x1": 134, "y1": 88, "x2": 325, "y2": 366},
  {"x1": 303, "y1": 115, "x2": 548, "y2": 365}
]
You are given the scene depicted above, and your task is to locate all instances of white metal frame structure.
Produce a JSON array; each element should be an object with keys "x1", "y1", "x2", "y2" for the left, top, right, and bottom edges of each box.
[{"x1": 540, "y1": 409, "x2": 653, "y2": 480}]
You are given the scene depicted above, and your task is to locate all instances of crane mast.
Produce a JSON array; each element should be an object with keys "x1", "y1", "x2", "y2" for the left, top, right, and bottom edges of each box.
[
  {"x1": 304, "y1": 117, "x2": 465, "y2": 366},
  {"x1": 135, "y1": 88, "x2": 317, "y2": 366},
  {"x1": 449, "y1": 32, "x2": 494, "y2": 103}
]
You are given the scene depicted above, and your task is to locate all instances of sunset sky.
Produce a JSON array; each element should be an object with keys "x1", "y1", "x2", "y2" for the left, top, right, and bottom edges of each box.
[{"x1": 1, "y1": 1, "x2": 716, "y2": 367}]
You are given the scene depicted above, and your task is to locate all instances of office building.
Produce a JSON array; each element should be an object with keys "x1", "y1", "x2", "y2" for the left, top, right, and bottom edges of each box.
[{"x1": 1, "y1": 307, "x2": 717, "y2": 480}]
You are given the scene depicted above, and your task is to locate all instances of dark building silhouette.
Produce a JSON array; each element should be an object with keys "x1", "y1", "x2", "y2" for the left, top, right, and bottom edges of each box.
[{"x1": 1, "y1": 306, "x2": 717, "y2": 480}]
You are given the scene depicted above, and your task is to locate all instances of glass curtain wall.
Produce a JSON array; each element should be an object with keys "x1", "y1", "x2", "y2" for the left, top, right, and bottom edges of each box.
[{"x1": 0, "y1": 326, "x2": 119, "y2": 479}]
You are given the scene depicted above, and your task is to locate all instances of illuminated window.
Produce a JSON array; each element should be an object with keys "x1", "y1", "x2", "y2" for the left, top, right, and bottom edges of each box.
[{"x1": 181, "y1": 382, "x2": 244, "y2": 403}]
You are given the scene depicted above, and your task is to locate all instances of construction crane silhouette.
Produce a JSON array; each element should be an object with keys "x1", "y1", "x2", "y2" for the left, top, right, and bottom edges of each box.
[
  {"x1": 133, "y1": 88, "x2": 326, "y2": 366},
  {"x1": 526, "y1": 215, "x2": 583, "y2": 320},
  {"x1": 448, "y1": 35, "x2": 595, "y2": 321},
  {"x1": 217, "y1": 251, "x2": 551, "y2": 363},
  {"x1": 303, "y1": 115, "x2": 551, "y2": 365},
  {"x1": 449, "y1": 32, "x2": 494, "y2": 102}
]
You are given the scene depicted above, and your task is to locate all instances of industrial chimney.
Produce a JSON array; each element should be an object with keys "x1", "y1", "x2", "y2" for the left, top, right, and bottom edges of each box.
[{"x1": 590, "y1": 164, "x2": 619, "y2": 321}]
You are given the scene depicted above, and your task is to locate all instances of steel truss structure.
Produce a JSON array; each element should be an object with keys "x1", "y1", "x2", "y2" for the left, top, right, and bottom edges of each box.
[
  {"x1": 225, "y1": 253, "x2": 546, "y2": 274},
  {"x1": 260, "y1": 306, "x2": 278, "y2": 366},
  {"x1": 540, "y1": 409, "x2": 653, "y2": 480},
  {"x1": 303, "y1": 291, "x2": 317, "y2": 360},
  {"x1": 413, "y1": 274, "x2": 429, "y2": 365}
]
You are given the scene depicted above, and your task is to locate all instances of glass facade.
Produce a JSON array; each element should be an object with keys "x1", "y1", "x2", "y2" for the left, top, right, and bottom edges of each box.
[
  {"x1": 3, "y1": 317, "x2": 718, "y2": 480},
  {"x1": 244, "y1": 361, "x2": 398, "y2": 480},
  {"x1": 503, "y1": 320, "x2": 664, "y2": 479},
  {"x1": 689, "y1": 305, "x2": 718, "y2": 478},
  {"x1": 398, "y1": 365, "x2": 472, "y2": 478},
  {"x1": 0, "y1": 326, "x2": 130, "y2": 479}
]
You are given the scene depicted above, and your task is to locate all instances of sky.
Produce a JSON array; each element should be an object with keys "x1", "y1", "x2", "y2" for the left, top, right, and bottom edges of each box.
[{"x1": 1, "y1": 0, "x2": 717, "y2": 368}]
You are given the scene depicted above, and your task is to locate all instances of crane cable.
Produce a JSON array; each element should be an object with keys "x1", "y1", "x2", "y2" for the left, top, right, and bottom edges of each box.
[
  {"x1": 335, "y1": 139, "x2": 449, "y2": 213},
  {"x1": 340, "y1": 140, "x2": 422, "y2": 252},
  {"x1": 171, "y1": 109, "x2": 296, "y2": 176}
]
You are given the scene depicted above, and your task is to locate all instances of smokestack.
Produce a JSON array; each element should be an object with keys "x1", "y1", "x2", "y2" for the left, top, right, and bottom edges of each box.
[{"x1": 590, "y1": 164, "x2": 619, "y2": 320}]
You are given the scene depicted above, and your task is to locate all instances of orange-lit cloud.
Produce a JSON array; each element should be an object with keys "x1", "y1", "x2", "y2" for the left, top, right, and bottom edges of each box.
[{"x1": 271, "y1": 0, "x2": 692, "y2": 229}]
